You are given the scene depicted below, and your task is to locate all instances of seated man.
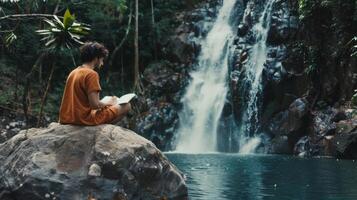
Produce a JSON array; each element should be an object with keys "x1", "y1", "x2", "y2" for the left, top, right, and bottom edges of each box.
[{"x1": 59, "y1": 41, "x2": 131, "y2": 125}]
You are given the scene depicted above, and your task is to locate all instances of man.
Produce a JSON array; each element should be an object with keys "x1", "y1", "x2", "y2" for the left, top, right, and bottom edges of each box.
[{"x1": 59, "y1": 41, "x2": 131, "y2": 125}]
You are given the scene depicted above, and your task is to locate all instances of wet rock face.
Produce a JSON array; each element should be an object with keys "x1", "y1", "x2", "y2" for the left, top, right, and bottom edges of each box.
[
  {"x1": 143, "y1": 62, "x2": 184, "y2": 96},
  {"x1": 164, "y1": 1, "x2": 220, "y2": 64},
  {"x1": 0, "y1": 123, "x2": 187, "y2": 200},
  {"x1": 333, "y1": 119, "x2": 357, "y2": 158},
  {"x1": 267, "y1": 98, "x2": 309, "y2": 137},
  {"x1": 294, "y1": 108, "x2": 340, "y2": 157},
  {"x1": 231, "y1": 0, "x2": 301, "y2": 126},
  {"x1": 134, "y1": 103, "x2": 179, "y2": 150},
  {"x1": 293, "y1": 108, "x2": 357, "y2": 158},
  {"x1": 232, "y1": 0, "x2": 297, "y2": 84},
  {"x1": 267, "y1": 0, "x2": 298, "y2": 45},
  {"x1": 267, "y1": 135, "x2": 291, "y2": 154},
  {"x1": 132, "y1": 1, "x2": 222, "y2": 150},
  {"x1": 312, "y1": 107, "x2": 340, "y2": 138},
  {"x1": 266, "y1": 98, "x2": 309, "y2": 154}
]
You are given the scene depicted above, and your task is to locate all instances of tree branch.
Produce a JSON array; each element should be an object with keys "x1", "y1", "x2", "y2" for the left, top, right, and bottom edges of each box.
[
  {"x1": 0, "y1": 14, "x2": 62, "y2": 21},
  {"x1": 109, "y1": 2, "x2": 133, "y2": 68}
]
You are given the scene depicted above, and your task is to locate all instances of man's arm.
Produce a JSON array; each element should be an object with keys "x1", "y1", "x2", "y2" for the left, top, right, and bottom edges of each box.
[{"x1": 88, "y1": 91, "x2": 115, "y2": 109}]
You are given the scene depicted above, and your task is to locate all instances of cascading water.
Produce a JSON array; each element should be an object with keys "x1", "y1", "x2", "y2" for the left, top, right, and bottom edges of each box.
[
  {"x1": 174, "y1": 0, "x2": 237, "y2": 153},
  {"x1": 174, "y1": 0, "x2": 276, "y2": 154},
  {"x1": 238, "y1": 0, "x2": 275, "y2": 153}
]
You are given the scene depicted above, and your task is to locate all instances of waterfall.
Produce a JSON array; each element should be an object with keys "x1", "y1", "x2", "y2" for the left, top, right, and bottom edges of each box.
[
  {"x1": 174, "y1": 0, "x2": 237, "y2": 153},
  {"x1": 238, "y1": 0, "x2": 275, "y2": 153},
  {"x1": 174, "y1": 0, "x2": 276, "y2": 154}
]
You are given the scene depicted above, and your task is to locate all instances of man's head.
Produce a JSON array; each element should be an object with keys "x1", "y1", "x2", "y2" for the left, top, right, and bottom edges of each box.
[{"x1": 80, "y1": 41, "x2": 109, "y2": 69}]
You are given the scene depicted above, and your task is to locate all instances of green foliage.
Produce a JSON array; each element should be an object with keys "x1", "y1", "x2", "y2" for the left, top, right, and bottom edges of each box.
[
  {"x1": 43, "y1": 84, "x2": 65, "y2": 120},
  {"x1": 304, "y1": 46, "x2": 318, "y2": 75},
  {"x1": 0, "y1": 0, "x2": 200, "y2": 119},
  {"x1": 352, "y1": 90, "x2": 357, "y2": 108},
  {"x1": 4, "y1": 32, "x2": 17, "y2": 48},
  {"x1": 117, "y1": 0, "x2": 128, "y2": 14},
  {"x1": 36, "y1": 9, "x2": 90, "y2": 50},
  {"x1": 298, "y1": 0, "x2": 337, "y2": 21},
  {"x1": 298, "y1": 0, "x2": 316, "y2": 20},
  {"x1": 350, "y1": 36, "x2": 357, "y2": 57}
]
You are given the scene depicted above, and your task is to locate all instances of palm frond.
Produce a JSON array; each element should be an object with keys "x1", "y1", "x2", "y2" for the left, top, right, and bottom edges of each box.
[{"x1": 36, "y1": 8, "x2": 90, "y2": 51}]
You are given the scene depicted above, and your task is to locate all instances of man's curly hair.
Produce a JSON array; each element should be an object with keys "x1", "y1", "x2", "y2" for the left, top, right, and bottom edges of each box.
[{"x1": 79, "y1": 41, "x2": 109, "y2": 63}]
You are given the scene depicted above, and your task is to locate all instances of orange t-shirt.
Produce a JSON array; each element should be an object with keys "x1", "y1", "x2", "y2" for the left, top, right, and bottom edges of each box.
[{"x1": 59, "y1": 67, "x2": 119, "y2": 125}]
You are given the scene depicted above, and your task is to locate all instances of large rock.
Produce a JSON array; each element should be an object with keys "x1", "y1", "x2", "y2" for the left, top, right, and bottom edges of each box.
[
  {"x1": 332, "y1": 119, "x2": 357, "y2": 159},
  {"x1": 268, "y1": 98, "x2": 309, "y2": 137},
  {"x1": 143, "y1": 62, "x2": 184, "y2": 95},
  {"x1": 0, "y1": 123, "x2": 187, "y2": 200},
  {"x1": 268, "y1": 135, "x2": 291, "y2": 154},
  {"x1": 134, "y1": 102, "x2": 179, "y2": 150},
  {"x1": 311, "y1": 107, "x2": 339, "y2": 138},
  {"x1": 294, "y1": 135, "x2": 337, "y2": 157},
  {"x1": 265, "y1": 98, "x2": 309, "y2": 154},
  {"x1": 333, "y1": 132, "x2": 357, "y2": 159}
]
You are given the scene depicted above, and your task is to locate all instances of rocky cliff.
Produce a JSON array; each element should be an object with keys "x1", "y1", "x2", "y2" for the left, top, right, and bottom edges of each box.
[{"x1": 131, "y1": 0, "x2": 356, "y2": 158}]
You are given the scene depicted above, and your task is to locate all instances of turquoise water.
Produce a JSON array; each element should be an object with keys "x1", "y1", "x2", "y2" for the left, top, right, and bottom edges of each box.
[{"x1": 166, "y1": 153, "x2": 357, "y2": 200}]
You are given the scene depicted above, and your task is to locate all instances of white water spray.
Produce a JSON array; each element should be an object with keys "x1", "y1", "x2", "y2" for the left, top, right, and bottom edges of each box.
[
  {"x1": 238, "y1": 0, "x2": 275, "y2": 153},
  {"x1": 175, "y1": 0, "x2": 237, "y2": 153}
]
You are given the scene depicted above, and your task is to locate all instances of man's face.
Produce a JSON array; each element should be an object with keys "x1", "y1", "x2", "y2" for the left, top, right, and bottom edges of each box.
[{"x1": 95, "y1": 57, "x2": 104, "y2": 69}]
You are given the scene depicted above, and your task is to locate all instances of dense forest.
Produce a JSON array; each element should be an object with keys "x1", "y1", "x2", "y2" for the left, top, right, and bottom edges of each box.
[{"x1": 0, "y1": 0, "x2": 202, "y2": 125}]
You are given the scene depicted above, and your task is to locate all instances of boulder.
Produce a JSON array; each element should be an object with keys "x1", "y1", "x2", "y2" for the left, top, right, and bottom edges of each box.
[
  {"x1": 333, "y1": 131, "x2": 357, "y2": 159},
  {"x1": 332, "y1": 119, "x2": 357, "y2": 158},
  {"x1": 268, "y1": 135, "x2": 291, "y2": 154},
  {"x1": 0, "y1": 123, "x2": 187, "y2": 200},
  {"x1": 311, "y1": 107, "x2": 339, "y2": 137},
  {"x1": 237, "y1": 23, "x2": 249, "y2": 37},
  {"x1": 293, "y1": 136, "x2": 310, "y2": 156},
  {"x1": 293, "y1": 135, "x2": 337, "y2": 158},
  {"x1": 134, "y1": 102, "x2": 179, "y2": 150},
  {"x1": 335, "y1": 119, "x2": 357, "y2": 135},
  {"x1": 268, "y1": 98, "x2": 309, "y2": 138}
]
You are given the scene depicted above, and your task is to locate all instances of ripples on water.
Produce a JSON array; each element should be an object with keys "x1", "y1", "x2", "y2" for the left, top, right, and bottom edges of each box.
[{"x1": 166, "y1": 153, "x2": 357, "y2": 200}]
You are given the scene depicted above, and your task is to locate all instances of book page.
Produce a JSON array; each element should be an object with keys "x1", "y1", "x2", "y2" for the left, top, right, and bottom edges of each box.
[
  {"x1": 100, "y1": 93, "x2": 136, "y2": 105},
  {"x1": 117, "y1": 93, "x2": 136, "y2": 104}
]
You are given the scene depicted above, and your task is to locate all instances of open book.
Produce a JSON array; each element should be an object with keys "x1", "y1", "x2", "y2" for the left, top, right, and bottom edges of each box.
[{"x1": 100, "y1": 93, "x2": 137, "y2": 105}]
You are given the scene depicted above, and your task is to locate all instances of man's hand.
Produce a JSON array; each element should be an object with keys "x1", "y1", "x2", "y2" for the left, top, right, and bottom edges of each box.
[
  {"x1": 89, "y1": 92, "x2": 117, "y2": 109},
  {"x1": 106, "y1": 96, "x2": 118, "y2": 106}
]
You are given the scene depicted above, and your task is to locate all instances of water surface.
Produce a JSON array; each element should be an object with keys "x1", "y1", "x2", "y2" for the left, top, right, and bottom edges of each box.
[{"x1": 166, "y1": 153, "x2": 357, "y2": 200}]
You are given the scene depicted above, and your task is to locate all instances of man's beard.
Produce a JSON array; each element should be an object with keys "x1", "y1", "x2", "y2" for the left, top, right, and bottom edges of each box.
[{"x1": 94, "y1": 62, "x2": 102, "y2": 70}]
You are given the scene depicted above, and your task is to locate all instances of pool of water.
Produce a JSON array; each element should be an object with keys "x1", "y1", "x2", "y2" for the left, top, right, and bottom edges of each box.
[{"x1": 166, "y1": 153, "x2": 357, "y2": 200}]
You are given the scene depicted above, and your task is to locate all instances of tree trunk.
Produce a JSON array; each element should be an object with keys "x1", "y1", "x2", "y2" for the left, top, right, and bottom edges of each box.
[
  {"x1": 37, "y1": 63, "x2": 55, "y2": 127},
  {"x1": 109, "y1": 2, "x2": 133, "y2": 68},
  {"x1": 121, "y1": 49, "x2": 124, "y2": 86},
  {"x1": 23, "y1": 53, "x2": 46, "y2": 126},
  {"x1": 134, "y1": 0, "x2": 141, "y2": 92},
  {"x1": 151, "y1": 0, "x2": 158, "y2": 60}
]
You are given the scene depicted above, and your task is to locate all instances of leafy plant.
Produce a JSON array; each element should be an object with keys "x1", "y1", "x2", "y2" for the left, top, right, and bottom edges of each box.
[
  {"x1": 117, "y1": 0, "x2": 128, "y2": 14},
  {"x1": 349, "y1": 36, "x2": 357, "y2": 57},
  {"x1": 4, "y1": 32, "x2": 17, "y2": 48},
  {"x1": 36, "y1": 9, "x2": 90, "y2": 50},
  {"x1": 352, "y1": 90, "x2": 357, "y2": 108},
  {"x1": 304, "y1": 46, "x2": 318, "y2": 75}
]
